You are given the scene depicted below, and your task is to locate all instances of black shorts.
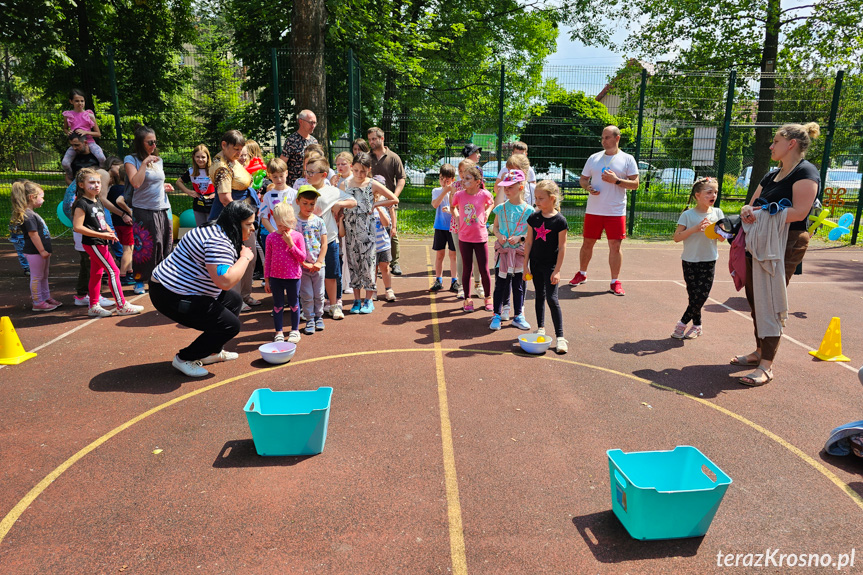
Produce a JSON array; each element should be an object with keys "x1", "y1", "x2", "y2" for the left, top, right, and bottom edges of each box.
[{"x1": 432, "y1": 229, "x2": 455, "y2": 251}]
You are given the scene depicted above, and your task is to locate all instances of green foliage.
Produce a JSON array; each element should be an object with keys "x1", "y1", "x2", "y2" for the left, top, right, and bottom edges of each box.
[{"x1": 0, "y1": 108, "x2": 53, "y2": 170}]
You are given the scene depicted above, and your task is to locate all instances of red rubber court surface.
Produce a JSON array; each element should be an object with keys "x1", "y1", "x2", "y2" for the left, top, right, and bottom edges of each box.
[{"x1": 1, "y1": 237, "x2": 862, "y2": 574}]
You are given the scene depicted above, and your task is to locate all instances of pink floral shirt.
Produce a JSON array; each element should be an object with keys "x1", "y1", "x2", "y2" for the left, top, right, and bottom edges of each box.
[{"x1": 265, "y1": 230, "x2": 306, "y2": 280}]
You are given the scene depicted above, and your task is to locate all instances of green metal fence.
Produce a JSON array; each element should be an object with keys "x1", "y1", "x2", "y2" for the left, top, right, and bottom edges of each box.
[{"x1": 2, "y1": 46, "x2": 861, "y2": 244}]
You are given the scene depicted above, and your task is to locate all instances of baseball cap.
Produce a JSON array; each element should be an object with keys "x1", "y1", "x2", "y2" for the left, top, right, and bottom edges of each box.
[
  {"x1": 497, "y1": 169, "x2": 526, "y2": 187},
  {"x1": 461, "y1": 143, "x2": 482, "y2": 157},
  {"x1": 297, "y1": 184, "x2": 320, "y2": 198}
]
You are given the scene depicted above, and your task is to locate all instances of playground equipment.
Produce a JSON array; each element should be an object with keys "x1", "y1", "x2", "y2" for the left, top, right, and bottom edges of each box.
[{"x1": 808, "y1": 210, "x2": 853, "y2": 241}]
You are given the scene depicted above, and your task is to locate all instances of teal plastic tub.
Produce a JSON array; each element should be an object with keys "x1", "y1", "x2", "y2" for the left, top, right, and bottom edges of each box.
[
  {"x1": 607, "y1": 446, "x2": 732, "y2": 540},
  {"x1": 244, "y1": 387, "x2": 333, "y2": 456}
]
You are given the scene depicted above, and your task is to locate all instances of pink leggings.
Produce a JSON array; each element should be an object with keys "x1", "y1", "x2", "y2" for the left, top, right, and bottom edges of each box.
[{"x1": 83, "y1": 244, "x2": 126, "y2": 307}]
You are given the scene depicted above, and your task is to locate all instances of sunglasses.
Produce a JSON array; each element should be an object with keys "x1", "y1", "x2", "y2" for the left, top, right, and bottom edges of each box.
[
  {"x1": 305, "y1": 170, "x2": 325, "y2": 176},
  {"x1": 146, "y1": 140, "x2": 157, "y2": 145}
]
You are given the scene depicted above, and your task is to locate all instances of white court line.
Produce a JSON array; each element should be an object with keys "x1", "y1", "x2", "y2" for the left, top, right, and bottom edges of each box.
[
  {"x1": 672, "y1": 280, "x2": 858, "y2": 374},
  {"x1": 0, "y1": 294, "x2": 147, "y2": 372}
]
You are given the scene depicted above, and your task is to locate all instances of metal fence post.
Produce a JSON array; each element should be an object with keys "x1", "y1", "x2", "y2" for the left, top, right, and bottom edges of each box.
[
  {"x1": 627, "y1": 68, "x2": 647, "y2": 237},
  {"x1": 348, "y1": 49, "x2": 356, "y2": 141},
  {"x1": 819, "y1": 70, "x2": 844, "y2": 201},
  {"x1": 497, "y1": 63, "x2": 505, "y2": 173},
  {"x1": 107, "y1": 46, "x2": 123, "y2": 156},
  {"x1": 272, "y1": 48, "x2": 282, "y2": 155},
  {"x1": 715, "y1": 70, "x2": 737, "y2": 208}
]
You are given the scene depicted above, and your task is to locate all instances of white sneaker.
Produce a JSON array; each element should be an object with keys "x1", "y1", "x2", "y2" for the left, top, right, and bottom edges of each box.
[
  {"x1": 536, "y1": 327, "x2": 546, "y2": 336},
  {"x1": 99, "y1": 296, "x2": 116, "y2": 307},
  {"x1": 74, "y1": 295, "x2": 90, "y2": 306},
  {"x1": 117, "y1": 302, "x2": 144, "y2": 316},
  {"x1": 88, "y1": 304, "x2": 114, "y2": 318},
  {"x1": 172, "y1": 355, "x2": 209, "y2": 377},
  {"x1": 556, "y1": 337, "x2": 568, "y2": 355},
  {"x1": 501, "y1": 304, "x2": 511, "y2": 321},
  {"x1": 475, "y1": 283, "x2": 485, "y2": 299},
  {"x1": 386, "y1": 288, "x2": 396, "y2": 302},
  {"x1": 287, "y1": 330, "x2": 302, "y2": 343},
  {"x1": 331, "y1": 305, "x2": 344, "y2": 320},
  {"x1": 200, "y1": 350, "x2": 239, "y2": 365}
]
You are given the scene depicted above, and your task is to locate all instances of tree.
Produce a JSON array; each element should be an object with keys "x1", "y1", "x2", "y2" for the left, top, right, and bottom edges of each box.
[{"x1": 564, "y1": 0, "x2": 863, "y2": 197}]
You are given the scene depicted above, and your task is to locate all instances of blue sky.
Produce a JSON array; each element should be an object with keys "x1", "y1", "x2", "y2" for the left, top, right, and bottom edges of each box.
[{"x1": 546, "y1": 25, "x2": 628, "y2": 69}]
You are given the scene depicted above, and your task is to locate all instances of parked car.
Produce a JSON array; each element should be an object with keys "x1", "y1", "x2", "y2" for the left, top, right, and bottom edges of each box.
[
  {"x1": 403, "y1": 165, "x2": 426, "y2": 186},
  {"x1": 657, "y1": 168, "x2": 696, "y2": 186},
  {"x1": 736, "y1": 166, "x2": 753, "y2": 189}
]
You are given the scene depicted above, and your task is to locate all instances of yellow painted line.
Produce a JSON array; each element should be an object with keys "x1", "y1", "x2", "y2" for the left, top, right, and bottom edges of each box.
[{"x1": 426, "y1": 246, "x2": 468, "y2": 575}]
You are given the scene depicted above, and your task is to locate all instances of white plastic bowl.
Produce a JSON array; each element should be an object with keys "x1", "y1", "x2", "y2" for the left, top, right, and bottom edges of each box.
[
  {"x1": 518, "y1": 334, "x2": 552, "y2": 354},
  {"x1": 259, "y1": 342, "x2": 297, "y2": 365}
]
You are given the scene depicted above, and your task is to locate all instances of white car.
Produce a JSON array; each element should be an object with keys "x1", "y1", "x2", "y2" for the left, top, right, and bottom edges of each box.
[{"x1": 403, "y1": 165, "x2": 426, "y2": 186}]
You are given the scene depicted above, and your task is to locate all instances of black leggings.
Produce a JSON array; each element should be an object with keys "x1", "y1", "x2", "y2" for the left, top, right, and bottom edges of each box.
[
  {"x1": 532, "y1": 263, "x2": 563, "y2": 337},
  {"x1": 270, "y1": 277, "x2": 300, "y2": 333},
  {"x1": 459, "y1": 240, "x2": 491, "y2": 300},
  {"x1": 493, "y1": 271, "x2": 524, "y2": 316},
  {"x1": 680, "y1": 260, "x2": 716, "y2": 325}
]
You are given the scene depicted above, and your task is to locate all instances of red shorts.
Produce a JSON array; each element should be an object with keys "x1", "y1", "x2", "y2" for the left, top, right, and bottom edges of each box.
[
  {"x1": 115, "y1": 224, "x2": 134, "y2": 246},
  {"x1": 583, "y1": 214, "x2": 626, "y2": 240}
]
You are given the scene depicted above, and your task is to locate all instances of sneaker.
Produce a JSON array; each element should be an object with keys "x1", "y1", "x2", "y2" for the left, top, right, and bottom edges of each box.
[
  {"x1": 98, "y1": 296, "x2": 115, "y2": 307},
  {"x1": 489, "y1": 314, "x2": 502, "y2": 330},
  {"x1": 200, "y1": 349, "x2": 239, "y2": 365},
  {"x1": 536, "y1": 327, "x2": 546, "y2": 336},
  {"x1": 46, "y1": 298, "x2": 63, "y2": 307},
  {"x1": 671, "y1": 321, "x2": 687, "y2": 339},
  {"x1": 368, "y1": 299, "x2": 375, "y2": 311},
  {"x1": 172, "y1": 355, "x2": 208, "y2": 377},
  {"x1": 121, "y1": 274, "x2": 136, "y2": 286},
  {"x1": 88, "y1": 304, "x2": 114, "y2": 318},
  {"x1": 117, "y1": 302, "x2": 144, "y2": 316},
  {"x1": 74, "y1": 295, "x2": 90, "y2": 306},
  {"x1": 304, "y1": 319, "x2": 315, "y2": 334},
  {"x1": 501, "y1": 304, "x2": 511, "y2": 321},
  {"x1": 134, "y1": 283, "x2": 146, "y2": 295},
  {"x1": 350, "y1": 301, "x2": 362, "y2": 314},
  {"x1": 391, "y1": 263, "x2": 403, "y2": 276},
  {"x1": 332, "y1": 305, "x2": 345, "y2": 320},
  {"x1": 315, "y1": 317, "x2": 325, "y2": 331},
  {"x1": 323, "y1": 300, "x2": 331, "y2": 315},
  {"x1": 32, "y1": 301, "x2": 59, "y2": 312},
  {"x1": 386, "y1": 288, "x2": 396, "y2": 302},
  {"x1": 569, "y1": 272, "x2": 587, "y2": 286},
  {"x1": 457, "y1": 287, "x2": 465, "y2": 300},
  {"x1": 274, "y1": 333, "x2": 285, "y2": 342},
  {"x1": 360, "y1": 299, "x2": 374, "y2": 314},
  {"x1": 449, "y1": 280, "x2": 460, "y2": 293},
  {"x1": 430, "y1": 279, "x2": 443, "y2": 292},
  {"x1": 475, "y1": 282, "x2": 485, "y2": 298},
  {"x1": 241, "y1": 302, "x2": 252, "y2": 312},
  {"x1": 556, "y1": 337, "x2": 569, "y2": 354},
  {"x1": 512, "y1": 314, "x2": 531, "y2": 330},
  {"x1": 610, "y1": 281, "x2": 625, "y2": 296},
  {"x1": 287, "y1": 330, "x2": 302, "y2": 344},
  {"x1": 684, "y1": 325, "x2": 703, "y2": 339}
]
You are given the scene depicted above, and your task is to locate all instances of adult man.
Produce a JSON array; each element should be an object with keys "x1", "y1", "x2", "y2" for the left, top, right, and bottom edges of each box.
[
  {"x1": 569, "y1": 126, "x2": 639, "y2": 296},
  {"x1": 280, "y1": 109, "x2": 319, "y2": 186},
  {"x1": 368, "y1": 127, "x2": 406, "y2": 275}
]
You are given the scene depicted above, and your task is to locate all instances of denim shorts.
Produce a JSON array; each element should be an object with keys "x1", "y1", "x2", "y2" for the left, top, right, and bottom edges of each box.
[{"x1": 324, "y1": 240, "x2": 341, "y2": 279}]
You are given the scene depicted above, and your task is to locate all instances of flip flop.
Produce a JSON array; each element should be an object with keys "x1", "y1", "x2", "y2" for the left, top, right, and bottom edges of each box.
[
  {"x1": 738, "y1": 366, "x2": 773, "y2": 387},
  {"x1": 730, "y1": 353, "x2": 761, "y2": 366}
]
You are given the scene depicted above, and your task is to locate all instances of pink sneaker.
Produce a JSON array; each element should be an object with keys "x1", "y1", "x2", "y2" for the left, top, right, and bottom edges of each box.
[
  {"x1": 569, "y1": 272, "x2": 587, "y2": 286},
  {"x1": 610, "y1": 281, "x2": 625, "y2": 296},
  {"x1": 32, "y1": 301, "x2": 59, "y2": 312},
  {"x1": 46, "y1": 298, "x2": 63, "y2": 307}
]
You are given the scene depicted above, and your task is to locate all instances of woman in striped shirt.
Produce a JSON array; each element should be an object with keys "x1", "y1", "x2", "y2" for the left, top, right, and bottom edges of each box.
[{"x1": 150, "y1": 201, "x2": 256, "y2": 377}]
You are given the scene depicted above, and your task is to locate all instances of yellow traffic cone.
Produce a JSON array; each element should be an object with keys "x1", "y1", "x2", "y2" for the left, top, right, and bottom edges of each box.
[
  {"x1": 809, "y1": 317, "x2": 850, "y2": 362},
  {"x1": 0, "y1": 316, "x2": 37, "y2": 365}
]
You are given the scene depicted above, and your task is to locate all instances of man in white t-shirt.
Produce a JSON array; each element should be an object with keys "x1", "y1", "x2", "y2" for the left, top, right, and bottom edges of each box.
[{"x1": 569, "y1": 126, "x2": 639, "y2": 296}]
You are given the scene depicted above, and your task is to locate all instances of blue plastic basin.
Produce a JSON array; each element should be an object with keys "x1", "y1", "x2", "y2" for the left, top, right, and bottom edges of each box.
[{"x1": 244, "y1": 387, "x2": 333, "y2": 456}]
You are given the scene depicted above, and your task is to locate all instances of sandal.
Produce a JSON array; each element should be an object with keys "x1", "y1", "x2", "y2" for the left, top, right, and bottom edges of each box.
[
  {"x1": 730, "y1": 352, "x2": 761, "y2": 366},
  {"x1": 738, "y1": 366, "x2": 773, "y2": 387},
  {"x1": 484, "y1": 298, "x2": 493, "y2": 312},
  {"x1": 463, "y1": 299, "x2": 475, "y2": 312}
]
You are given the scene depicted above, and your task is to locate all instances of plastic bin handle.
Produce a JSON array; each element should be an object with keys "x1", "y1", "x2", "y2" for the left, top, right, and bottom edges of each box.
[
  {"x1": 701, "y1": 461, "x2": 722, "y2": 483},
  {"x1": 613, "y1": 468, "x2": 627, "y2": 489}
]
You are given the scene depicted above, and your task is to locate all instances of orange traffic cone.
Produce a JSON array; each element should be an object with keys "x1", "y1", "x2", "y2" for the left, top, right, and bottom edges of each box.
[
  {"x1": 809, "y1": 317, "x2": 850, "y2": 362},
  {"x1": 0, "y1": 316, "x2": 37, "y2": 365}
]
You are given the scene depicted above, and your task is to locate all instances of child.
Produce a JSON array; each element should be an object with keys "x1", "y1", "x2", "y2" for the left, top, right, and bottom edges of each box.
[
  {"x1": 430, "y1": 163, "x2": 458, "y2": 293},
  {"x1": 374, "y1": 198, "x2": 396, "y2": 302},
  {"x1": 445, "y1": 159, "x2": 483, "y2": 299},
  {"x1": 451, "y1": 163, "x2": 494, "y2": 312},
  {"x1": 106, "y1": 162, "x2": 135, "y2": 285},
  {"x1": 524, "y1": 181, "x2": 568, "y2": 354},
  {"x1": 330, "y1": 151, "x2": 355, "y2": 297},
  {"x1": 72, "y1": 168, "x2": 144, "y2": 317},
  {"x1": 295, "y1": 185, "x2": 328, "y2": 334},
  {"x1": 265, "y1": 202, "x2": 306, "y2": 343},
  {"x1": 176, "y1": 145, "x2": 215, "y2": 227},
  {"x1": 331, "y1": 151, "x2": 353, "y2": 190},
  {"x1": 8, "y1": 220, "x2": 29, "y2": 276},
  {"x1": 490, "y1": 169, "x2": 533, "y2": 330},
  {"x1": 671, "y1": 177, "x2": 724, "y2": 339},
  {"x1": 62, "y1": 89, "x2": 105, "y2": 184},
  {"x1": 259, "y1": 158, "x2": 297, "y2": 237},
  {"x1": 494, "y1": 142, "x2": 536, "y2": 206},
  {"x1": 10, "y1": 180, "x2": 60, "y2": 311}
]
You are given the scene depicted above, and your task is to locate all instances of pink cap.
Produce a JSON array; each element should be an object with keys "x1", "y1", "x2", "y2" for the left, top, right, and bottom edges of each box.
[{"x1": 498, "y1": 169, "x2": 526, "y2": 187}]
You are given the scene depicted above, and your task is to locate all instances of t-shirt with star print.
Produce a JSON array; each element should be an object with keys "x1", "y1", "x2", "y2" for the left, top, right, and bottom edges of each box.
[{"x1": 527, "y1": 211, "x2": 568, "y2": 268}]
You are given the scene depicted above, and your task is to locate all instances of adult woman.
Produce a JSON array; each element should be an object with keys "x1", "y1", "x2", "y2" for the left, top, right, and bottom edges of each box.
[
  {"x1": 208, "y1": 130, "x2": 260, "y2": 310},
  {"x1": 351, "y1": 138, "x2": 370, "y2": 156},
  {"x1": 149, "y1": 201, "x2": 256, "y2": 377},
  {"x1": 125, "y1": 125, "x2": 175, "y2": 295},
  {"x1": 341, "y1": 152, "x2": 398, "y2": 313},
  {"x1": 733, "y1": 123, "x2": 820, "y2": 386}
]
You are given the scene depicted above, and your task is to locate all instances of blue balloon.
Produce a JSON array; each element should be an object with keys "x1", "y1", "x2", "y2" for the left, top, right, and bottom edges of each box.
[
  {"x1": 828, "y1": 226, "x2": 850, "y2": 241},
  {"x1": 837, "y1": 213, "x2": 854, "y2": 228}
]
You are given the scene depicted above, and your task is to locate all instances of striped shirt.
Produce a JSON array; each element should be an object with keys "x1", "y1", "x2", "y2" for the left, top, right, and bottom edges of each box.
[
  {"x1": 374, "y1": 210, "x2": 391, "y2": 253},
  {"x1": 152, "y1": 224, "x2": 237, "y2": 297}
]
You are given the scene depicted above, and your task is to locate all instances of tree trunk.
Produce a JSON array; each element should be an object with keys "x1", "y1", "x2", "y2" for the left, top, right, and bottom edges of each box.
[
  {"x1": 291, "y1": 0, "x2": 328, "y2": 154},
  {"x1": 748, "y1": 0, "x2": 781, "y2": 200},
  {"x1": 76, "y1": 0, "x2": 93, "y2": 108}
]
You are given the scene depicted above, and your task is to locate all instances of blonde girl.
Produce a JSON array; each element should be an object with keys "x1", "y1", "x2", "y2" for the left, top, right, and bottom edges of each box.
[
  {"x1": 524, "y1": 180, "x2": 569, "y2": 354},
  {"x1": 265, "y1": 202, "x2": 306, "y2": 344},
  {"x1": 11, "y1": 180, "x2": 61, "y2": 311},
  {"x1": 671, "y1": 177, "x2": 724, "y2": 340},
  {"x1": 176, "y1": 145, "x2": 215, "y2": 226},
  {"x1": 331, "y1": 151, "x2": 353, "y2": 190}
]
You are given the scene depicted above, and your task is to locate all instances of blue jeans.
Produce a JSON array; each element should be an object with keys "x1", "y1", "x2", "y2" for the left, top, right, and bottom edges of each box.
[{"x1": 9, "y1": 233, "x2": 29, "y2": 271}]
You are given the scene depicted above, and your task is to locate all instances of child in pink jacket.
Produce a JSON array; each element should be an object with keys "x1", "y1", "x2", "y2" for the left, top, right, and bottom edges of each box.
[{"x1": 265, "y1": 202, "x2": 306, "y2": 343}]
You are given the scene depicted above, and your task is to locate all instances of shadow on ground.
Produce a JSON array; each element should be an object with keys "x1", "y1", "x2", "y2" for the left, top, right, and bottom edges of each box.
[
  {"x1": 572, "y1": 510, "x2": 703, "y2": 562},
  {"x1": 633, "y1": 364, "x2": 753, "y2": 399},
  {"x1": 212, "y1": 439, "x2": 318, "y2": 468},
  {"x1": 89, "y1": 361, "x2": 205, "y2": 394},
  {"x1": 611, "y1": 338, "x2": 684, "y2": 356}
]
